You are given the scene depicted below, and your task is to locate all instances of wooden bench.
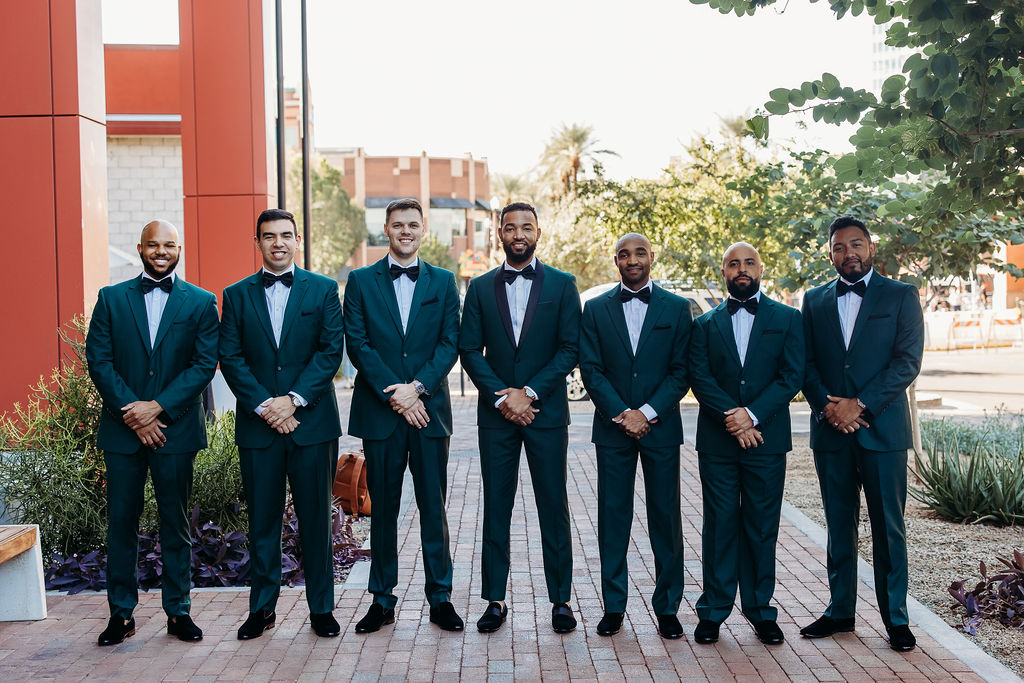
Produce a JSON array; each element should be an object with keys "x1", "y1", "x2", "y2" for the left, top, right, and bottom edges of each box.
[{"x1": 0, "y1": 525, "x2": 47, "y2": 620}]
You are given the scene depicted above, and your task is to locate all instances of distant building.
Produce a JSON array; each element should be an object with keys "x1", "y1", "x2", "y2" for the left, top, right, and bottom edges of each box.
[{"x1": 871, "y1": 23, "x2": 915, "y2": 91}]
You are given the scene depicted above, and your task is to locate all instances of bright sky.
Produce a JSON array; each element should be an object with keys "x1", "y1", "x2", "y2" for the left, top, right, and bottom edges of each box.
[{"x1": 102, "y1": 0, "x2": 878, "y2": 180}]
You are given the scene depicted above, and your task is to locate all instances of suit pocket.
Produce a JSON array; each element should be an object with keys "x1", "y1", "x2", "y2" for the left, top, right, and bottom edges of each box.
[
  {"x1": 537, "y1": 300, "x2": 553, "y2": 307},
  {"x1": 653, "y1": 323, "x2": 671, "y2": 331},
  {"x1": 868, "y1": 313, "x2": 891, "y2": 320},
  {"x1": 762, "y1": 328, "x2": 783, "y2": 335},
  {"x1": 421, "y1": 296, "x2": 439, "y2": 306},
  {"x1": 301, "y1": 310, "x2": 316, "y2": 316}
]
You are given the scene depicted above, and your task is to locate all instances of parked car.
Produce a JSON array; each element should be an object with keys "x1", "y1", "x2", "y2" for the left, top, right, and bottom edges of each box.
[{"x1": 565, "y1": 280, "x2": 723, "y2": 401}]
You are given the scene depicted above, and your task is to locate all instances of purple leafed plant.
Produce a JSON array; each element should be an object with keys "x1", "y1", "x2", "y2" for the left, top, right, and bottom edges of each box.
[{"x1": 948, "y1": 549, "x2": 1024, "y2": 635}]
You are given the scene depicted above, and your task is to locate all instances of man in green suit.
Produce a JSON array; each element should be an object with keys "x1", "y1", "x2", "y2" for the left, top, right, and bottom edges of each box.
[
  {"x1": 800, "y1": 216, "x2": 924, "y2": 652},
  {"x1": 459, "y1": 202, "x2": 581, "y2": 634},
  {"x1": 219, "y1": 208, "x2": 345, "y2": 640},
  {"x1": 579, "y1": 233, "x2": 692, "y2": 639},
  {"x1": 688, "y1": 242, "x2": 804, "y2": 646},
  {"x1": 86, "y1": 220, "x2": 219, "y2": 646},
  {"x1": 344, "y1": 198, "x2": 463, "y2": 634}
]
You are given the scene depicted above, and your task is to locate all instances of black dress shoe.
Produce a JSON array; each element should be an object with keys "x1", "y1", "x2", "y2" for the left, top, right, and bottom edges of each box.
[
  {"x1": 167, "y1": 614, "x2": 203, "y2": 642},
  {"x1": 596, "y1": 612, "x2": 623, "y2": 636},
  {"x1": 800, "y1": 615, "x2": 855, "y2": 639},
  {"x1": 552, "y1": 603, "x2": 577, "y2": 633},
  {"x1": 355, "y1": 603, "x2": 395, "y2": 634},
  {"x1": 476, "y1": 601, "x2": 508, "y2": 633},
  {"x1": 237, "y1": 610, "x2": 276, "y2": 640},
  {"x1": 752, "y1": 619, "x2": 784, "y2": 645},
  {"x1": 310, "y1": 612, "x2": 341, "y2": 637},
  {"x1": 657, "y1": 614, "x2": 684, "y2": 639},
  {"x1": 694, "y1": 619, "x2": 720, "y2": 644},
  {"x1": 97, "y1": 616, "x2": 136, "y2": 646},
  {"x1": 429, "y1": 602, "x2": 465, "y2": 631},
  {"x1": 887, "y1": 624, "x2": 917, "y2": 652}
]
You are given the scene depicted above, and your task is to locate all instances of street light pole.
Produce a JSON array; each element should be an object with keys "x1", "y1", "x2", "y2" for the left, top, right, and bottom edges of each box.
[
  {"x1": 275, "y1": 0, "x2": 285, "y2": 210},
  {"x1": 300, "y1": 0, "x2": 312, "y2": 270}
]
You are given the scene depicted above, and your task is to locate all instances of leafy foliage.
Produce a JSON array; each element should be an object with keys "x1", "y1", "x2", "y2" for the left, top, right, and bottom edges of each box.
[
  {"x1": 538, "y1": 122, "x2": 619, "y2": 199},
  {"x1": 289, "y1": 157, "x2": 367, "y2": 278},
  {"x1": 419, "y1": 233, "x2": 458, "y2": 274},
  {"x1": 948, "y1": 550, "x2": 1024, "y2": 635},
  {"x1": 911, "y1": 416, "x2": 1024, "y2": 525}
]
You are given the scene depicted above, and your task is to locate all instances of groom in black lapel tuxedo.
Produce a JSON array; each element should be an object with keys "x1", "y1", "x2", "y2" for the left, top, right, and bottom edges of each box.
[
  {"x1": 799, "y1": 216, "x2": 924, "y2": 652},
  {"x1": 458, "y1": 202, "x2": 582, "y2": 634}
]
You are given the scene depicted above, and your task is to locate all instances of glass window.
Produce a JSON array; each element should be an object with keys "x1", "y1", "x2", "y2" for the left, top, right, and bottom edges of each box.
[{"x1": 366, "y1": 207, "x2": 388, "y2": 246}]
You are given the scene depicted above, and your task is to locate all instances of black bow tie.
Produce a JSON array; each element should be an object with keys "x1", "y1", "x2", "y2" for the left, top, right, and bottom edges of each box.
[
  {"x1": 727, "y1": 297, "x2": 758, "y2": 315},
  {"x1": 263, "y1": 271, "x2": 293, "y2": 288},
  {"x1": 141, "y1": 277, "x2": 173, "y2": 294},
  {"x1": 502, "y1": 264, "x2": 536, "y2": 284},
  {"x1": 837, "y1": 279, "x2": 867, "y2": 297},
  {"x1": 620, "y1": 287, "x2": 651, "y2": 304},
  {"x1": 389, "y1": 264, "x2": 420, "y2": 281}
]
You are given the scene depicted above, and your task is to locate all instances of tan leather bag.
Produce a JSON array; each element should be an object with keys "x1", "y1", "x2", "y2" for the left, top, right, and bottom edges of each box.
[{"x1": 333, "y1": 450, "x2": 371, "y2": 516}]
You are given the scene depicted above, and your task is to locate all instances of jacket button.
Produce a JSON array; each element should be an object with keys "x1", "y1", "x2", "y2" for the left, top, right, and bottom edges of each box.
[
  {"x1": 740, "y1": 380, "x2": 746, "y2": 385},
  {"x1": 632, "y1": 372, "x2": 638, "y2": 378},
  {"x1": 844, "y1": 364, "x2": 850, "y2": 369},
  {"x1": 277, "y1": 365, "x2": 283, "y2": 371},
  {"x1": 403, "y1": 352, "x2": 408, "y2": 358},
  {"x1": 148, "y1": 370, "x2": 154, "y2": 376}
]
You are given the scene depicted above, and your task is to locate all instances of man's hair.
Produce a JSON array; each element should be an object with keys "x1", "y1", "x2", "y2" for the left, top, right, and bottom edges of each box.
[
  {"x1": 500, "y1": 202, "x2": 538, "y2": 224},
  {"x1": 256, "y1": 208, "x2": 296, "y2": 238},
  {"x1": 828, "y1": 215, "x2": 871, "y2": 241},
  {"x1": 385, "y1": 198, "x2": 423, "y2": 224}
]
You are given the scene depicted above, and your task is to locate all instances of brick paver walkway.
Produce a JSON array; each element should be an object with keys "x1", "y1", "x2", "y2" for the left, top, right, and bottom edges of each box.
[{"x1": 0, "y1": 389, "x2": 1012, "y2": 681}]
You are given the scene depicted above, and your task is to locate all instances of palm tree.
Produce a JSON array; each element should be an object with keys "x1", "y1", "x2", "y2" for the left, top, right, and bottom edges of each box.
[
  {"x1": 538, "y1": 123, "x2": 618, "y2": 197},
  {"x1": 491, "y1": 173, "x2": 533, "y2": 209}
]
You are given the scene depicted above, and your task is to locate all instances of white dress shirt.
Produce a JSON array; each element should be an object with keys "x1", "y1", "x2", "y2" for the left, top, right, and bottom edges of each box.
[
  {"x1": 256, "y1": 264, "x2": 305, "y2": 415},
  {"x1": 495, "y1": 258, "x2": 538, "y2": 408},
  {"x1": 619, "y1": 281, "x2": 657, "y2": 422},
  {"x1": 141, "y1": 272, "x2": 175, "y2": 347},
  {"x1": 388, "y1": 254, "x2": 418, "y2": 334},
  {"x1": 838, "y1": 268, "x2": 873, "y2": 349},
  {"x1": 728, "y1": 291, "x2": 762, "y2": 426}
]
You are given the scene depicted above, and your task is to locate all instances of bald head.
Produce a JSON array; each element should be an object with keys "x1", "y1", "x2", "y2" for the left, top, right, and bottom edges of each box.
[
  {"x1": 615, "y1": 232, "x2": 651, "y2": 252},
  {"x1": 721, "y1": 241, "x2": 762, "y2": 300},
  {"x1": 137, "y1": 220, "x2": 181, "y2": 280},
  {"x1": 722, "y1": 241, "x2": 758, "y2": 267},
  {"x1": 140, "y1": 219, "x2": 179, "y2": 244}
]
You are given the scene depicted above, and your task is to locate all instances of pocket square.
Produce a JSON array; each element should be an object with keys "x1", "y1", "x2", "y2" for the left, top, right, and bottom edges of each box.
[
  {"x1": 867, "y1": 313, "x2": 891, "y2": 320},
  {"x1": 301, "y1": 310, "x2": 315, "y2": 316},
  {"x1": 421, "y1": 296, "x2": 438, "y2": 305},
  {"x1": 762, "y1": 329, "x2": 783, "y2": 335},
  {"x1": 653, "y1": 323, "x2": 671, "y2": 330}
]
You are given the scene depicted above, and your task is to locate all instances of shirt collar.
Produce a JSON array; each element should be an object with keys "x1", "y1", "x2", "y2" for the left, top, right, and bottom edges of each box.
[
  {"x1": 839, "y1": 268, "x2": 873, "y2": 288},
  {"x1": 728, "y1": 291, "x2": 761, "y2": 302},
  {"x1": 141, "y1": 272, "x2": 176, "y2": 283},
  {"x1": 503, "y1": 257, "x2": 537, "y2": 272},
  {"x1": 262, "y1": 263, "x2": 296, "y2": 277},
  {"x1": 619, "y1": 280, "x2": 652, "y2": 293},
  {"x1": 387, "y1": 254, "x2": 419, "y2": 269}
]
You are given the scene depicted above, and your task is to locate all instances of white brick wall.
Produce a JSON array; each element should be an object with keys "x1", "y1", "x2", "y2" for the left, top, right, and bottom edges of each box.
[{"x1": 106, "y1": 137, "x2": 185, "y2": 285}]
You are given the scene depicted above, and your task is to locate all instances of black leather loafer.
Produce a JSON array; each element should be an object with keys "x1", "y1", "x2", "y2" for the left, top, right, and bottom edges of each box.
[
  {"x1": 799, "y1": 615, "x2": 855, "y2": 639},
  {"x1": 476, "y1": 601, "x2": 508, "y2": 633},
  {"x1": 887, "y1": 624, "x2": 917, "y2": 652},
  {"x1": 752, "y1": 619, "x2": 784, "y2": 645},
  {"x1": 98, "y1": 616, "x2": 135, "y2": 646},
  {"x1": 354, "y1": 603, "x2": 395, "y2": 634},
  {"x1": 597, "y1": 612, "x2": 623, "y2": 636},
  {"x1": 237, "y1": 610, "x2": 276, "y2": 640},
  {"x1": 429, "y1": 602, "x2": 465, "y2": 632},
  {"x1": 552, "y1": 603, "x2": 577, "y2": 633},
  {"x1": 694, "y1": 619, "x2": 720, "y2": 644},
  {"x1": 657, "y1": 614, "x2": 684, "y2": 639},
  {"x1": 310, "y1": 611, "x2": 341, "y2": 637},
  {"x1": 167, "y1": 614, "x2": 203, "y2": 642}
]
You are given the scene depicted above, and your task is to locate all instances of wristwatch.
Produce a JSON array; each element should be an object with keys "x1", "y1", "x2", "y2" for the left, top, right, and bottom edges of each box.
[
  {"x1": 524, "y1": 386, "x2": 538, "y2": 401},
  {"x1": 856, "y1": 398, "x2": 866, "y2": 410},
  {"x1": 412, "y1": 379, "x2": 428, "y2": 395},
  {"x1": 290, "y1": 393, "x2": 303, "y2": 408}
]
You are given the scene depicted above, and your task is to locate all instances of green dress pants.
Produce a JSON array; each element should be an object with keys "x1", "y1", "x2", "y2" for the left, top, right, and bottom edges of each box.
[
  {"x1": 596, "y1": 443, "x2": 684, "y2": 615},
  {"x1": 105, "y1": 449, "x2": 195, "y2": 619},
  {"x1": 239, "y1": 435, "x2": 339, "y2": 614},
  {"x1": 363, "y1": 422, "x2": 453, "y2": 609}
]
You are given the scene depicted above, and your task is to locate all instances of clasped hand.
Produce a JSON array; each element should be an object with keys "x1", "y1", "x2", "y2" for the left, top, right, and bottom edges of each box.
[
  {"x1": 122, "y1": 400, "x2": 167, "y2": 448},
  {"x1": 259, "y1": 396, "x2": 300, "y2": 434},
  {"x1": 723, "y1": 406, "x2": 763, "y2": 450},
  {"x1": 384, "y1": 383, "x2": 430, "y2": 429},
  {"x1": 613, "y1": 409, "x2": 652, "y2": 439},
  {"x1": 824, "y1": 395, "x2": 870, "y2": 433},
  {"x1": 495, "y1": 387, "x2": 539, "y2": 426}
]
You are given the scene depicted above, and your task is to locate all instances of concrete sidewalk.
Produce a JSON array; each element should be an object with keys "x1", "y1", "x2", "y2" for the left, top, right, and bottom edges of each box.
[{"x1": 0, "y1": 394, "x2": 1016, "y2": 681}]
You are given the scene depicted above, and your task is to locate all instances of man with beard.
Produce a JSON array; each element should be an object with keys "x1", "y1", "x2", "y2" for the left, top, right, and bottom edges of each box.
[
  {"x1": 219, "y1": 208, "x2": 345, "y2": 640},
  {"x1": 688, "y1": 242, "x2": 803, "y2": 645},
  {"x1": 344, "y1": 198, "x2": 463, "y2": 634},
  {"x1": 459, "y1": 202, "x2": 582, "y2": 634},
  {"x1": 578, "y1": 233, "x2": 692, "y2": 639},
  {"x1": 86, "y1": 220, "x2": 219, "y2": 645},
  {"x1": 799, "y1": 217, "x2": 923, "y2": 652}
]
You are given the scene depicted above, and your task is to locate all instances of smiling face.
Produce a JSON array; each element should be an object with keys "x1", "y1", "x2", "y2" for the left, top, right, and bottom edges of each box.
[
  {"x1": 829, "y1": 225, "x2": 875, "y2": 281},
  {"x1": 137, "y1": 220, "x2": 181, "y2": 279},
  {"x1": 256, "y1": 218, "x2": 300, "y2": 273},
  {"x1": 615, "y1": 234, "x2": 653, "y2": 290},
  {"x1": 721, "y1": 242, "x2": 763, "y2": 300},
  {"x1": 500, "y1": 210, "x2": 541, "y2": 267},
  {"x1": 385, "y1": 207, "x2": 425, "y2": 264}
]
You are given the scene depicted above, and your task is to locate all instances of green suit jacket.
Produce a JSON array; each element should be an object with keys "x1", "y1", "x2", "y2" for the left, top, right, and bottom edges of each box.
[
  {"x1": 689, "y1": 295, "x2": 804, "y2": 455},
  {"x1": 219, "y1": 268, "x2": 344, "y2": 449},
  {"x1": 579, "y1": 284, "x2": 692, "y2": 447},
  {"x1": 344, "y1": 257, "x2": 460, "y2": 440},
  {"x1": 458, "y1": 261, "x2": 581, "y2": 429},
  {"x1": 802, "y1": 272, "x2": 924, "y2": 452},
  {"x1": 86, "y1": 275, "x2": 219, "y2": 455}
]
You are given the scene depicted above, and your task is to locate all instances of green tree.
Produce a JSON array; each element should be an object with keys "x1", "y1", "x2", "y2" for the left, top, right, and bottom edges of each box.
[
  {"x1": 288, "y1": 158, "x2": 366, "y2": 278},
  {"x1": 538, "y1": 123, "x2": 619, "y2": 198},
  {"x1": 419, "y1": 233, "x2": 458, "y2": 274},
  {"x1": 491, "y1": 173, "x2": 539, "y2": 209},
  {"x1": 537, "y1": 193, "x2": 619, "y2": 291},
  {"x1": 693, "y1": 0, "x2": 1024, "y2": 242}
]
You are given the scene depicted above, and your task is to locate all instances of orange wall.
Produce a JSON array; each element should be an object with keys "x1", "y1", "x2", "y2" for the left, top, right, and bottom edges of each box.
[
  {"x1": 104, "y1": 44, "x2": 181, "y2": 135},
  {"x1": 1007, "y1": 242, "x2": 1024, "y2": 306}
]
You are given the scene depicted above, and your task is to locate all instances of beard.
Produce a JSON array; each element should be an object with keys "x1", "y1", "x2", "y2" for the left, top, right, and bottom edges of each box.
[
  {"x1": 143, "y1": 255, "x2": 179, "y2": 279},
  {"x1": 503, "y1": 240, "x2": 536, "y2": 265},
  {"x1": 727, "y1": 276, "x2": 760, "y2": 300},
  {"x1": 837, "y1": 255, "x2": 872, "y2": 280}
]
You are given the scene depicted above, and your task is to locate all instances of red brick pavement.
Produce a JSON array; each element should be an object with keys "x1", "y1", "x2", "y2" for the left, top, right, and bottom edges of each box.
[{"x1": 0, "y1": 392, "x2": 1010, "y2": 681}]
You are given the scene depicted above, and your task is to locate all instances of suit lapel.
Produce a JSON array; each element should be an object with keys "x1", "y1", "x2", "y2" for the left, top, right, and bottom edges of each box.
[
  {"x1": 373, "y1": 258, "x2": 405, "y2": 337},
  {"x1": 847, "y1": 273, "x2": 882, "y2": 350},
  {"x1": 604, "y1": 286, "x2": 634, "y2": 357},
  {"x1": 711, "y1": 301, "x2": 743, "y2": 368},
  {"x1": 246, "y1": 272, "x2": 278, "y2": 348},
  {"x1": 516, "y1": 260, "x2": 545, "y2": 347},
  {"x1": 404, "y1": 260, "x2": 432, "y2": 335},
  {"x1": 746, "y1": 295, "x2": 776, "y2": 363},
  {"x1": 634, "y1": 285, "x2": 666, "y2": 357},
  {"x1": 151, "y1": 279, "x2": 189, "y2": 353},
  {"x1": 821, "y1": 279, "x2": 846, "y2": 350},
  {"x1": 126, "y1": 276, "x2": 152, "y2": 354},
  {"x1": 493, "y1": 267, "x2": 516, "y2": 347},
  {"x1": 279, "y1": 267, "x2": 311, "y2": 347}
]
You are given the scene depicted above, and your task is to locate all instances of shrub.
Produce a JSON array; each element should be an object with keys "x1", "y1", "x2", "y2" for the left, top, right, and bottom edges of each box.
[
  {"x1": 911, "y1": 415, "x2": 1024, "y2": 525},
  {"x1": 948, "y1": 550, "x2": 1024, "y2": 635}
]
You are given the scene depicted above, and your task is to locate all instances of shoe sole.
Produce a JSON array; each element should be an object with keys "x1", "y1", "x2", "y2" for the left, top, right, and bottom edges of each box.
[
  {"x1": 596, "y1": 628, "x2": 621, "y2": 636},
  {"x1": 659, "y1": 631, "x2": 684, "y2": 639},
  {"x1": 694, "y1": 636, "x2": 718, "y2": 644},
  {"x1": 800, "y1": 625, "x2": 855, "y2": 639},
  {"x1": 238, "y1": 622, "x2": 274, "y2": 640},
  {"x1": 553, "y1": 625, "x2": 576, "y2": 634},
  {"x1": 430, "y1": 618, "x2": 464, "y2": 632},
  {"x1": 355, "y1": 617, "x2": 394, "y2": 634},
  {"x1": 98, "y1": 628, "x2": 136, "y2": 646}
]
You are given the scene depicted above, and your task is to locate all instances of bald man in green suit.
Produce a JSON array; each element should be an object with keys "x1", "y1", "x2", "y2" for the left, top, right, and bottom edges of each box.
[
  {"x1": 688, "y1": 242, "x2": 804, "y2": 646},
  {"x1": 86, "y1": 220, "x2": 219, "y2": 646},
  {"x1": 219, "y1": 208, "x2": 345, "y2": 640},
  {"x1": 459, "y1": 202, "x2": 581, "y2": 634},
  {"x1": 579, "y1": 233, "x2": 692, "y2": 640},
  {"x1": 344, "y1": 198, "x2": 463, "y2": 634},
  {"x1": 799, "y1": 216, "x2": 924, "y2": 653}
]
